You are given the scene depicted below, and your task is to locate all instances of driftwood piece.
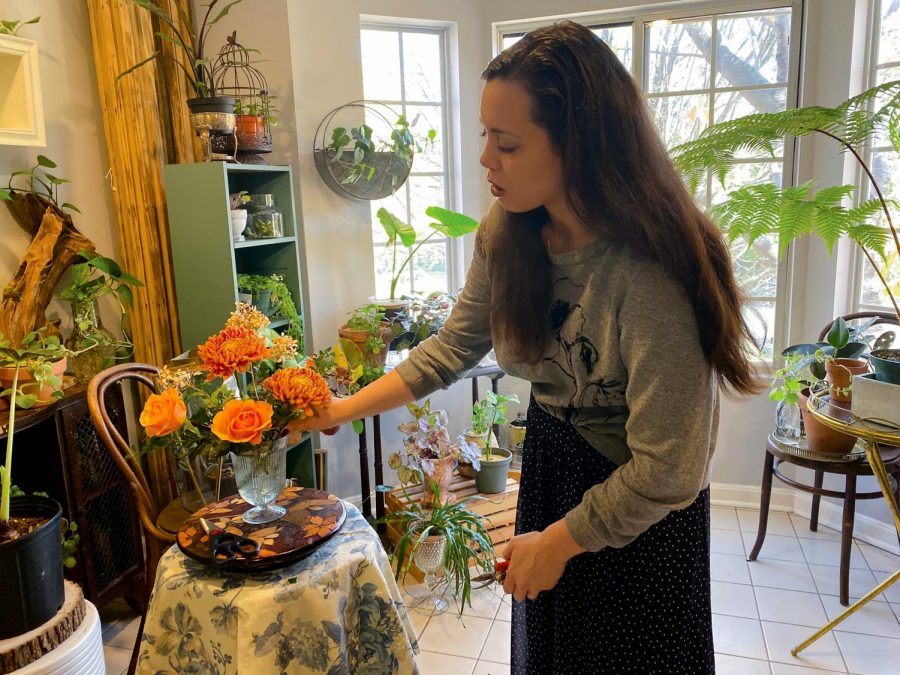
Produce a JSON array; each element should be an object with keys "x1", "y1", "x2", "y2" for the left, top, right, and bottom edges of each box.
[
  {"x1": 0, "y1": 200, "x2": 96, "y2": 346},
  {"x1": 0, "y1": 581, "x2": 86, "y2": 674}
]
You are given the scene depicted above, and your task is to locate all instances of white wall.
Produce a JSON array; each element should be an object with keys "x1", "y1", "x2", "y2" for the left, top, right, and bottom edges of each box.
[{"x1": 0, "y1": 0, "x2": 119, "y2": 337}]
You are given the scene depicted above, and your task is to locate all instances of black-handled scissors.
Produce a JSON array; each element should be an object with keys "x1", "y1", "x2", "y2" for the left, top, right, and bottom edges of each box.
[{"x1": 199, "y1": 517, "x2": 261, "y2": 565}]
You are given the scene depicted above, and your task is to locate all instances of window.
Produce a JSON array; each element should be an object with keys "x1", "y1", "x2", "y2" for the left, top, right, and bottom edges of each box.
[
  {"x1": 858, "y1": 0, "x2": 900, "y2": 312},
  {"x1": 496, "y1": 2, "x2": 800, "y2": 357},
  {"x1": 360, "y1": 25, "x2": 453, "y2": 298}
]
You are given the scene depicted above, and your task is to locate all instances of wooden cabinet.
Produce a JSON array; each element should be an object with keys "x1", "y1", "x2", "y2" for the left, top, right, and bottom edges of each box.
[{"x1": 1, "y1": 385, "x2": 145, "y2": 609}]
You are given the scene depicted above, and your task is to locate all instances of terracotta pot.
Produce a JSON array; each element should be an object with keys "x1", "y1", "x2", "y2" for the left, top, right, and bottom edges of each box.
[
  {"x1": 236, "y1": 114, "x2": 264, "y2": 136},
  {"x1": 798, "y1": 388, "x2": 856, "y2": 454},
  {"x1": 824, "y1": 358, "x2": 869, "y2": 402},
  {"x1": 0, "y1": 357, "x2": 67, "y2": 398},
  {"x1": 338, "y1": 322, "x2": 393, "y2": 369}
]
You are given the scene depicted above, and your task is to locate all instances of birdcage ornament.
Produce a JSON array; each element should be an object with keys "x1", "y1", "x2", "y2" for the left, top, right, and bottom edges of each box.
[{"x1": 211, "y1": 32, "x2": 275, "y2": 163}]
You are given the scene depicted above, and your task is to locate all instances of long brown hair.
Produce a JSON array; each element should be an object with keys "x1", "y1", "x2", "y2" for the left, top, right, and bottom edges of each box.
[{"x1": 481, "y1": 20, "x2": 760, "y2": 395}]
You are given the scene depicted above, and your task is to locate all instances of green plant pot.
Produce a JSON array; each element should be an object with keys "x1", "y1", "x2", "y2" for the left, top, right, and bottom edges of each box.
[
  {"x1": 870, "y1": 349, "x2": 900, "y2": 384},
  {"x1": 474, "y1": 448, "x2": 512, "y2": 494},
  {"x1": 252, "y1": 289, "x2": 272, "y2": 316}
]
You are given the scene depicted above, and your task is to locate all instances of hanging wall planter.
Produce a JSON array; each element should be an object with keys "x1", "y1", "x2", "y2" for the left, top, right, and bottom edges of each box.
[{"x1": 313, "y1": 100, "x2": 421, "y2": 202}]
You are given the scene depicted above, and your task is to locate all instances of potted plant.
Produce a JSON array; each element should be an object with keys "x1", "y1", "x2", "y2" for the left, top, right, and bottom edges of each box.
[
  {"x1": 314, "y1": 104, "x2": 435, "y2": 201},
  {"x1": 122, "y1": 0, "x2": 245, "y2": 114},
  {"x1": 138, "y1": 303, "x2": 330, "y2": 523},
  {"x1": 384, "y1": 484, "x2": 496, "y2": 616},
  {"x1": 338, "y1": 304, "x2": 393, "y2": 370},
  {"x1": 236, "y1": 273, "x2": 305, "y2": 351},
  {"x1": 471, "y1": 392, "x2": 520, "y2": 492},
  {"x1": 672, "y1": 80, "x2": 900, "y2": 322},
  {"x1": 373, "y1": 207, "x2": 479, "y2": 316},
  {"x1": 0, "y1": 330, "x2": 70, "y2": 639},
  {"x1": 60, "y1": 250, "x2": 142, "y2": 384},
  {"x1": 388, "y1": 399, "x2": 481, "y2": 507},
  {"x1": 389, "y1": 291, "x2": 457, "y2": 351},
  {"x1": 235, "y1": 90, "x2": 277, "y2": 147}
]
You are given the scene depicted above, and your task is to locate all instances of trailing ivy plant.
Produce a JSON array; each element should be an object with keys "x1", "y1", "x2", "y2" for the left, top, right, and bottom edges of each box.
[
  {"x1": 0, "y1": 155, "x2": 79, "y2": 213},
  {"x1": 0, "y1": 15, "x2": 40, "y2": 36},
  {"x1": 236, "y1": 273, "x2": 304, "y2": 351},
  {"x1": 671, "y1": 79, "x2": 900, "y2": 318}
]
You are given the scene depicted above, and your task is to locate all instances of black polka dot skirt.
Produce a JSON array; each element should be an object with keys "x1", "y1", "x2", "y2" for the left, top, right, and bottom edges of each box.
[{"x1": 511, "y1": 397, "x2": 714, "y2": 674}]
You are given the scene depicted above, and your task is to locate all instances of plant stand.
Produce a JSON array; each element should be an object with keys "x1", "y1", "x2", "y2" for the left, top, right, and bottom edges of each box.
[
  {"x1": 385, "y1": 471, "x2": 520, "y2": 582},
  {"x1": 0, "y1": 581, "x2": 98, "y2": 674}
]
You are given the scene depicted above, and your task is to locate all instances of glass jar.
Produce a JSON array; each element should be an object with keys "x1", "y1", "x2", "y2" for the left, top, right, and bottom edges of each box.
[
  {"x1": 65, "y1": 300, "x2": 117, "y2": 384},
  {"x1": 246, "y1": 194, "x2": 284, "y2": 239},
  {"x1": 774, "y1": 399, "x2": 803, "y2": 443}
]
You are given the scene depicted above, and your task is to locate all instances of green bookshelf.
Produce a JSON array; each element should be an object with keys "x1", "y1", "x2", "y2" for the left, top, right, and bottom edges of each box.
[{"x1": 163, "y1": 161, "x2": 316, "y2": 488}]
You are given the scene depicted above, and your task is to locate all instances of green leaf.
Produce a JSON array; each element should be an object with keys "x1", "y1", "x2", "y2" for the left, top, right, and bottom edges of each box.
[
  {"x1": 210, "y1": 0, "x2": 245, "y2": 26},
  {"x1": 88, "y1": 255, "x2": 122, "y2": 277},
  {"x1": 0, "y1": 20, "x2": 18, "y2": 31},
  {"x1": 0, "y1": 187, "x2": 10, "y2": 201},
  {"x1": 425, "y1": 206, "x2": 480, "y2": 237},
  {"x1": 61, "y1": 202, "x2": 81, "y2": 214},
  {"x1": 377, "y1": 208, "x2": 417, "y2": 247},
  {"x1": 117, "y1": 50, "x2": 162, "y2": 82},
  {"x1": 117, "y1": 271, "x2": 144, "y2": 286},
  {"x1": 826, "y1": 317, "x2": 850, "y2": 350},
  {"x1": 15, "y1": 394, "x2": 37, "y2": 409},
  {"x1": 36, "y1": 155, "x2": 57, "y2": 168},
  {"x1": 117, "y1": 285, "x2": 134, "y2": 309}
]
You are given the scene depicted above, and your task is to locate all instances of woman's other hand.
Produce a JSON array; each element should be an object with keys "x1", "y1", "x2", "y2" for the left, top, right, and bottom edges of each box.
[{"x1": 501, "y1": 519, "x2": 585, "y2": 602}]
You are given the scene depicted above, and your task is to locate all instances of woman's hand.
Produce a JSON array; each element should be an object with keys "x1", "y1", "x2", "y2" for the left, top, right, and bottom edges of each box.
[
  {"x1": 284, "y1": 398, "x2": 351, "y2": 442},
  {"x1": 501, "y1": 519, "x2": 585, "y2": 602}
]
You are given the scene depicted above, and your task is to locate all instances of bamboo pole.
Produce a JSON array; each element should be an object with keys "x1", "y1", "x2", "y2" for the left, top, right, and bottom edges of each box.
[{"x1": 86, "y1": 0, "x2": 197, "y2": 507}]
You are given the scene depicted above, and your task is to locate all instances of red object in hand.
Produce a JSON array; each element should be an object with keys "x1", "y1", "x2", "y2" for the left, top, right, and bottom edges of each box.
[
  {"x1": 322, "y1": 426, "x2": 339, "y2": 436},
  {"x1": 496, "y1": 559, "x2": 510, "y2": 574}
]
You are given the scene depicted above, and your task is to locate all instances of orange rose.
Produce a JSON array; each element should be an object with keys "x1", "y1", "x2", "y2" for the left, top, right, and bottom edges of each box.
[
  {"x1": 263, "y1": 367, "x2": 331, "y2": 417},
  {"x1": 139, "y1": 389, "x2": 187, "y2": 437},
  {"x1": 211, "y1": 399, "x2": 273, "y2": 445},
  {"x1": 198, "y1": 325, "x2": 271, "y2": 379}
]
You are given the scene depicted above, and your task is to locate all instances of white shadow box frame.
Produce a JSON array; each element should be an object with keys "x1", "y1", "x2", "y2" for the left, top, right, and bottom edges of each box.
[{"x1": 0, "y1": 34, "x2": 45, "y2": 147}]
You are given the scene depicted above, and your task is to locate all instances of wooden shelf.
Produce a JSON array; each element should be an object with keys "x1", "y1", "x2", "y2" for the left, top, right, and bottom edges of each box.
[{"x1": 225, "y1": 163, "x2": 290, "y2": 174}]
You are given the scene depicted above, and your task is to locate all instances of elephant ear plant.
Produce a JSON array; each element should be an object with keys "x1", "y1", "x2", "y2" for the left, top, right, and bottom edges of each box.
[{"x1": 0, "y1": 330, "x2": 69, "y2": 535}]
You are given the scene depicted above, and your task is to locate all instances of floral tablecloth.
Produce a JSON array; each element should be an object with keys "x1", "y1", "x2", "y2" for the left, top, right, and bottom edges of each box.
[{"x1": 137, "y1": 502, "x2": 419, "y2": 674}]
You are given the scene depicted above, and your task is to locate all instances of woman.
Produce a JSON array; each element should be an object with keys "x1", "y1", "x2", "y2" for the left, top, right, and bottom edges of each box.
[{"x1": 295, "y1": 21, "x2": 759, "y2": 674}]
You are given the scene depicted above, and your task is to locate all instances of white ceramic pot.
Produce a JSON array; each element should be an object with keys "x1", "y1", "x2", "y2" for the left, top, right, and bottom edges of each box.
[{"x1": 230, "y1": 209, "x2": 248, "y2": 240}]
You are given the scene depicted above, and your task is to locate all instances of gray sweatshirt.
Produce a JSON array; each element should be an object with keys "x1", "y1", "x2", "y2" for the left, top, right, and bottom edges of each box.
[{"x1": 394, "y1": 210, "x2": 719, "y2": 553}]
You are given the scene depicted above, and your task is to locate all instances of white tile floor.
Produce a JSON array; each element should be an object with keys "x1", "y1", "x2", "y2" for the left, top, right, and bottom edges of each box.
[{"x1": 101, "y1": 506, "x2": 900, "y2": 674}]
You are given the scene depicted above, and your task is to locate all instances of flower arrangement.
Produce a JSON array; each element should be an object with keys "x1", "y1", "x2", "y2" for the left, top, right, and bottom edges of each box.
[
  {"x1": 138, "y1": 303, "x2": 330, "y2": 465},
  {"x1": 388, "y1": 400, "x2": 481, "y2": 503}
]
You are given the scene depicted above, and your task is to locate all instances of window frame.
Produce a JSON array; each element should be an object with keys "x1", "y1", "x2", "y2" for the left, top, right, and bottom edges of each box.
[
  {"x1": 359, "y1": 21, "x2": 461, "y2": 296},
  {"x1": 852, "y1": 0, "x2": 898, "y2": 314},
  {"x1": 494, "y1": 0, "x2": 805, "y2": 359}
]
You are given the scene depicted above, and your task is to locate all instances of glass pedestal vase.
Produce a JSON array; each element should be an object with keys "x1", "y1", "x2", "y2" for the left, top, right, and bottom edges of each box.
[
  {"x1": 65, "y1": 300, "x2": 116, "y2": 384},
  {"x1": 230, "y1": 438, "x2": 288, "y2": 524},
  {"x1": 411, "y1": 534, "x2": 448, "y2": 615}
]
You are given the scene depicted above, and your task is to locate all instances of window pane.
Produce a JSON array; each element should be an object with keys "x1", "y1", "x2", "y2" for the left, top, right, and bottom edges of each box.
[
  {"x1": 403, "y1": 32, "x2": 442, "y2": 102},
  {"x1": 411, "y1": 242, "x2": 449, "y2": 294},
  {"x1": 871, "y1": 149, "x2": 900, "y2": 203},
  {"x1": 408, "y1": 176, "x2": 446, "y2": 235},
  {"x1": 729, "y1": 235, "x2": 779, "y2": 298},
  {"x1": 715, "y1": 10, "x2": 792, "y2": 88},
  {"x1": 502, "y1": 34, "x2": 524, "y2": 50},
  {"x1": 407, "y1": 104, "x2": 444, "y2": 172},
  {"x1": 647, "y1": 94, "x2": 709, "y2": 148},
  {"x1": 711, "y1": 161, "x2": 783, "y2": 204},
  {"x1": 370, "y1": 191, "x2": 408, "y2": 245},
  {"x1": 591, "y1": 25, "x2": 633, "y2": 71},
  {"x1": 860, "y1": 249, "x2": 899, "y2": 309},
  {"x1": 879, "y1": 0, "x2": 900, "y2": 65},
  {"x1": 714, "y1": 87, "x2": 787, "y2": 120},
  {"x1": 646, "y1": 19, "x2": 712, "y2": 93},
  {"x1": 374, "y1": 243, "x2": 411, "y2": 298},
  {"x1": 743, "y1": 300, "x2": 775, "y2": 359},
  {"x1": 361, "y1": 30, "x2": 401, "y2": 100}
]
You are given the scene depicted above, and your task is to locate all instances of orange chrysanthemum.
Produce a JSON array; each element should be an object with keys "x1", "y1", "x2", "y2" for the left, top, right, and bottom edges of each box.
[
  {"x1": 197, "y1": 325, "x2": 271, "y2": 379},
  {"x1": 263, "y1": 367, "x2": 331, "y2": 417}
]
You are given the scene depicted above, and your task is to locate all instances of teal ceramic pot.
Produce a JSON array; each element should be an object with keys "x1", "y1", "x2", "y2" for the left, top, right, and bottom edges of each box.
[
  {"x1": 474, "y1": 448, "x2": 512, "y2": 494},
  {"x1": 870, "y1": 349, "x2": 900, "y2": 384}
]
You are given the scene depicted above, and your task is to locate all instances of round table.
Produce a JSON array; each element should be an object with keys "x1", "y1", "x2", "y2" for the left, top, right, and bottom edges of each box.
[
  {"x1": 792, "y1": 387, "x2": 900, "y2": 655},
  {"x1": 137, "y1": 501, "x2": 419, "y2": 674}
]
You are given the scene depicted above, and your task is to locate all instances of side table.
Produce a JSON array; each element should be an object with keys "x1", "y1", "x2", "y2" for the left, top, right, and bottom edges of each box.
[{"x1": 792, "y1": 387, "x2": 900, "y2": 655}]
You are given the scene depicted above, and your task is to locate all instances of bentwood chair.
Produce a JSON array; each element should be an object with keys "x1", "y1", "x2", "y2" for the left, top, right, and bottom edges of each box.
[
  {"x1": 88, "y1": 363, "x2": 186, "y2": 673},
  {"x1": 749, "y1": 311, "x2": 900, "y2": 605}
]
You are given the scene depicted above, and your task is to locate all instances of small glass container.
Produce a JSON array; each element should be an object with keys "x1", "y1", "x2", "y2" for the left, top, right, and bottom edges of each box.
[{"x1": 246, "y1": 193, "x2": 284, "y2": 239}]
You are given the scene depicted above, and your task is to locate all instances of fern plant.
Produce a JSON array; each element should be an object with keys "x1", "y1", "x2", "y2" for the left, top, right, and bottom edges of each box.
[{"x1": 671, "y1": 79, "x2": 900, "y2": 318}]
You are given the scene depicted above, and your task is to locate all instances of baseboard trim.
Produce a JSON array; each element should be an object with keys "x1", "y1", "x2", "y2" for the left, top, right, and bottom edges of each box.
[
  {"x1": 793, "y1": 492, "x2": 900, "y2": 555},
  {"x1": 710, "y1": 481, "x2": 794, "y2": 511}
]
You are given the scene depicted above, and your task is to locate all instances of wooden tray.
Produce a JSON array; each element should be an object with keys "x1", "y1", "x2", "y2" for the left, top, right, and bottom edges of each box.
[{"x1": 177, "y1": 486, "x2": 346, "y2": 572}]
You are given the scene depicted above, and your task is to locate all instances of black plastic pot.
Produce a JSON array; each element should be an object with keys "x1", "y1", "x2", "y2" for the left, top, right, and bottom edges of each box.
[
  {"x1": 187, "y1": 95, "x2": 236, "y2": 114},
  {"x1": 0, "y1": 496, "x2": 65, "y2": 639}
]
